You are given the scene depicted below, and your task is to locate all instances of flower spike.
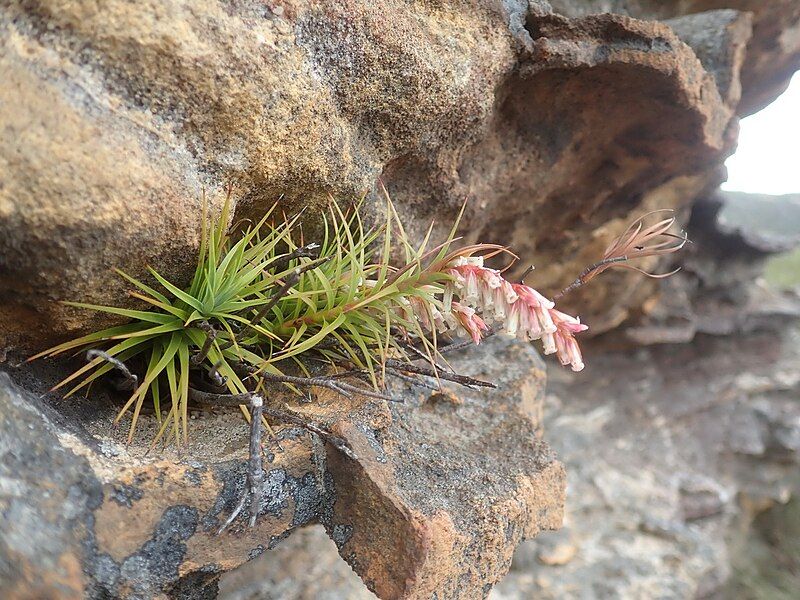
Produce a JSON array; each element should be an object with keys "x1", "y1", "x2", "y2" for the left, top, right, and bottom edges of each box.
[
  {"x1": 555, "y1": 210, "x2": 689, "y2": 300},
  {"x1": 442, "y1": 255, "x2": 588, "y2": 371}
]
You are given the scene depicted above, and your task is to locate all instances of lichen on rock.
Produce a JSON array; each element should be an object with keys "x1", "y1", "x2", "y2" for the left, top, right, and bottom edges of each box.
[{"x1": 2, "y1": 0, "x2": 800, "y2": 598}]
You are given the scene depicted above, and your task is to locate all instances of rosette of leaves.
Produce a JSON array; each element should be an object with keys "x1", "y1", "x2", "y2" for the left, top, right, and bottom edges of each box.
[{"x1": 31, "y1": 193, "x2": 473, "y2": 447}]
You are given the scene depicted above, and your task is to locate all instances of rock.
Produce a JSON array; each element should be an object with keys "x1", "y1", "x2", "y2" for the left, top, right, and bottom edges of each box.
[
  {"x1": 723, "y1": 0, "x2": 800, "y2": 114},
  {"x1": 679, "y1": 474, "x2": 732, "y2": 521},
  {"x1": 493, "y1": 322, "x2": 800, "y2": 598},
  {"x1": 324, "y1": 346, "x2": 563, "y2": 599},
  {"x1": 549, "y1": 1, "x2": 800, "y2": 115},
  {"x1": 487, "y1": 195, "x2": 800, "y2": 597},
  {"x1": 665, "y1": 10, "x2": 752, "y2": 107},
  {"x1": 624, "y1": 191, "x2": 800, "y2": 345},
  {"x1": 536, "y1": 542, "x2": 577, "y2": 566},
  {"x1": 0, "y1": 335, "x2": 563, "y2": 599},
  {"x1": 219, "y1": 525, "x2": 378, "y2": 600},
  {"x1": 0, "y1": 374, "x2": 100, "y2": 600},
  {"x1": 0, "y1": 368, "x2": 323, "y2": 600},
  {"x1": 713, "y1": 191, "x2": 800, "y2": 253},
  {"x1": 391, "y1": 9, "x2": 739, "y2": 334},
  {"x1": 1, "y1": 1, "x2": 755, "y2": 349}
]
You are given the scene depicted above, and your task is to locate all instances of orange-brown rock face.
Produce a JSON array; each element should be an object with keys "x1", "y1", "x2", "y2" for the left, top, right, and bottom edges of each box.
[
  {"x1": 387, "y1": 9, "x2": 746, "y2": 333},
  {"x1": 1, "y1": 337, "x2": 562, "y2": 599},
  {"x1": 2, "y1": 1, "x2": 783, "y2": 350},
  {"x1": 549, "y1": 1, "x2": 800, "y2": 115}
]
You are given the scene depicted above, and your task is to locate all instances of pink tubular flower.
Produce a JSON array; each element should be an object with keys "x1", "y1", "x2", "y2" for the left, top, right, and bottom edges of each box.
[
  {"x1": 407, "y1": 295, "x2": 455, "y2": 334},
  {"x1": 444, "y1": 255, "x2": 589, "y2": 371},
  {"x1": 451, "y1": 302, "x2": 489, "y2": 344},
  {"x1": 547, "y1": 309, "x2": 589, "y2": 372},
  {"x1": 509, "y1": 283, "x2": 556, "y2": 342}
]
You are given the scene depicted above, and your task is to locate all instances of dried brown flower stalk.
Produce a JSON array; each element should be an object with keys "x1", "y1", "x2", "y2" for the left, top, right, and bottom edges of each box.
[{"x1": 554, "y1": 210, "x2": 689, "y2": 300}]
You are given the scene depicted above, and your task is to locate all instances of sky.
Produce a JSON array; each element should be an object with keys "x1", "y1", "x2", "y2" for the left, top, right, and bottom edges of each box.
[{"x1": 723, "y1": 73, "x2": 800, "y2": 195}]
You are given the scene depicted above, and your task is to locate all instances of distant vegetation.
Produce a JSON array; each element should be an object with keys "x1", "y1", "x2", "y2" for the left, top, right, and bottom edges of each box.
[{"x1": 765, "y1": 248, "x2": 800, "y2": 289}]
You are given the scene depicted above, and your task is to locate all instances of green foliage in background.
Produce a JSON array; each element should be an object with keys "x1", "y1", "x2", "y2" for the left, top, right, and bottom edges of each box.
[
  {"x1": 729, "y1": 497, "x2": 800, "y2": 600},
  {"x1": 765, "y1": 248, "x2": 800, "y2": 289}
]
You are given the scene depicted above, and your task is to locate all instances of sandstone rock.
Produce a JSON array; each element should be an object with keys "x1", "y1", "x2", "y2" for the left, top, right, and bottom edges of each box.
[
  {"x1": 549, "y1": 1, "x2": 800, "y2": 114},
  {"x1": 1, "y1": 1, "x2": 754, "y2": 350},
  {"x1": 665, "y1": 10, "x2": 752, "y2": 107},
  {"x1": 719, "y1": 0, "x2": 800, "y2": 114},
  {"x1": 0, "y1": 336, "x2": 563, "y2": 599},
  {"x1": 450, "y1": 9, "x2": 738, "y2": 333},
  {"x1": 624, "y1": 191, "x2": 800, "y2": 345}
]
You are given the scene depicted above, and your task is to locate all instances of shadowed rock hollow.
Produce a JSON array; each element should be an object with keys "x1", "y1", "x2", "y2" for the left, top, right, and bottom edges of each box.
[{"x1": 2, "y1": 1, "x2": 799, "y2": 599}]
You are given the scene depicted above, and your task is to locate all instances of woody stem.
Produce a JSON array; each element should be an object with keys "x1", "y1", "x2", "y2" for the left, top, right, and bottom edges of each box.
[{"x1": 553, "y1": 256, "x2": 629, "y2": 300}]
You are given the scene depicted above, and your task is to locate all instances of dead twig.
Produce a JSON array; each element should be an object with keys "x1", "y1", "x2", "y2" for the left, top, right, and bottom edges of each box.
[
  {"x1": 86, "y1": 350, "x2": 138, "y2": 390},
  {"x1": 187, "y1": 387, "x2": 357, "y2": 532},
  {"x1": 518, "y1": 264, "x2": 535, "y2": 282},
  {"x1": 384, "y1": 358, "x2": 496, "y2": 389},
  {"x1": 258, "y1": 371, "x2": 399, "y2": 402},
  {"x1": 261, "y1": 405, "x2": 358, "y2": 461},
  {"x1": 207, "y1": 360, "x2": 227, "y2": 387},
  {"x1": 248, "y1": 256, "x2": 332, "y2": 328},
  {"x1": 268, "y1": 242, "x2": 321, "y2": 273},
  {"x1": 226, "y1": 361, "x2": 399, "y2": 402},
  {"x1": 402, "y1": 342, "x2": 453, "y2": 373},
  {"x1": 191, "y1": 321, "x2": 216, "y2": 365},
  {"x1": 435, "y1": 326, "x2": 501, "y2": 355},
  {"x1": 203, "y1": 392, "x2": 265, "y2": 533}
]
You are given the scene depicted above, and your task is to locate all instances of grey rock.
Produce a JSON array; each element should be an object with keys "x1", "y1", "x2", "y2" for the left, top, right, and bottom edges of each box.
[
  {"x1": 666, "y1": 10, "x2": 752, "y2": 105},
  {"x1": 494, "y1": 323, "x2": 800, "y2": 598},
  {"x1": 0, "y1": 335, "x2": 561, "y2": 599},
  {"x1": 714, "y1": 191, "x2": 800, "y2": 254},
  {"x1": 0, "y1": 372, "x2": 103, "y2": 599}
]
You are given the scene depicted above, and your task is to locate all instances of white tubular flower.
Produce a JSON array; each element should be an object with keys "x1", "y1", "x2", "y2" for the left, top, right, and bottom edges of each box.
[{"x1": 443, "y1": 256, "x2": 589, "y2": 371}]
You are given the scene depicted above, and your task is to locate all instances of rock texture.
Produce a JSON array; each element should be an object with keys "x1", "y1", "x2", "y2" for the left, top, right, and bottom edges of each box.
[
  {"x1": 549, "y1": 0, "x2": 800, "y2": 115},
  {"x1": 225, "y1": 192, "x2": 800, "y2": 600},
  {"x1": 490, "y1": 191, "x2": 800, "y2": 598},
  {"x1": 495, "y1": 328, "x2": 800, "y2": 598},
  {"x1": 220, "y1": 525, "x2": 379, "y2": 600},
  {"x1": 3, "y1": 0, "x2": 781, "y2": 351},
  {"x1": 1, "y1": 336, "x2": 563, "y2": 599}
]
